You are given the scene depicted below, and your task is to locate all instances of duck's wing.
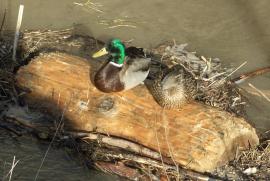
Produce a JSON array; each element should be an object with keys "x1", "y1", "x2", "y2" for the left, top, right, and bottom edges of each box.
[
  {"x1": 149, "y1": 65, "x2": 197, "y2": 109},
  {"x1": 125, "y1": 47, "x2": 145, "y2": 58},
  {"x1": 161, "y1": 72, "x2": 182, "y2": 90},
  {"x1": 120, "y1": 57, "x2": 151, "y2": 90}
]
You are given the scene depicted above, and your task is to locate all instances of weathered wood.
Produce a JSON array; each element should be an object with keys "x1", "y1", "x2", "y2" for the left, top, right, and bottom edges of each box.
[{"x1": 16, "y1": 52, "x2": 259, "y2": 172}]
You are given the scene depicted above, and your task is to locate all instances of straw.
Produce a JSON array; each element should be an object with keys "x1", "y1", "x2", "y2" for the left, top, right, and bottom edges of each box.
[{"x1": 12, "y1": 4, "x2": 24, "y2": 61}]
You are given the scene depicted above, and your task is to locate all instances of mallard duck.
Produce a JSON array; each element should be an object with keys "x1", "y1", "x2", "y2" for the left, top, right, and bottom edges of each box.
[
  {"x1": 149, "y1": 64, "x2": 197, "y2": 109},
  {"x1": 92, "y1": 39, "x2": 151, "y2": 93}
]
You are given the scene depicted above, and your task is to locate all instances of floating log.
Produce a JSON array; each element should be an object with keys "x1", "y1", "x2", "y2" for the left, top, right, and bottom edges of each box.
[{"x1": 16, "y1": 52, "x2": 259, "y2": 173}]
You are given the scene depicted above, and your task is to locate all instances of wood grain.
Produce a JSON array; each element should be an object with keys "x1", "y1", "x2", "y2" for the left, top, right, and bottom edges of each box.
[{"x1": 16, "y1": 52, "x2": 259, "y2": 172}]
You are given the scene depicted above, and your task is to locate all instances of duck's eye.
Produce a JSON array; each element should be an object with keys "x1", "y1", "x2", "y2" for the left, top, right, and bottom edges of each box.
[
  {"x1": 111, "y1": 53, "x2": 118, "y2": 57},
  {"x1": 110, "y1": 47, "x2": 120, "y2": 54}
]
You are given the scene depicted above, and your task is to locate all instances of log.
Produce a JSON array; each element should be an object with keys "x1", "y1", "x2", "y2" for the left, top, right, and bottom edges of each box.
[{"x1": 16, "y1": 52, "x2": 259, "y2": 173}]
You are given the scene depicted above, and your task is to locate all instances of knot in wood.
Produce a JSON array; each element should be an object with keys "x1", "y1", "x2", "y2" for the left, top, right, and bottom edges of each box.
[{"x1": 97, "y1": 97, "x2": 115, "y2": 114}]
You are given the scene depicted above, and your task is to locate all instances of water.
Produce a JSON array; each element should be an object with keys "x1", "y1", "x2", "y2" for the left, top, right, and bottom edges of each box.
[
  {"x1": 0, "y1": 0, "x2": 270, "y2": 180},
  {"x1": 0, "y1": 133, "x2": 116, "y2": 181}
]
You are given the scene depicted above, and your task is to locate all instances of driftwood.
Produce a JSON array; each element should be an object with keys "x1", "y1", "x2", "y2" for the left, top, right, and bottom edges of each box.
[
  {"x1": 3, "y1": 108, "x2": 220, "y2": 180},
  {"x1": 15, "y1": 52, "x2": 259, "y2": 173}
]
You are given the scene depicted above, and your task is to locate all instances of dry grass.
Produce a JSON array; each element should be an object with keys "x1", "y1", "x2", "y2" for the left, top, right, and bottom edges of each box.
[
  {"x1": 73, "y1": 0, "x2": 104, "y2": 13},
  {"x1": 236, "y1": 140, "x2": 270, "y2": 172},
  {"x1": 152, "y1": 41, "x2": 246, "y2": 116},
  {"x1": 1, "y1": 156, "x2": 20, "y2": 181},
  {"x1": 248, "y1": 83, "x2": 270, "y2": 102},
  {"x1": 213, "y1": 140, "x2": 270, "y2": 180},
  {"x1": 0, "y1": 37, "x2": 13, "y2": 71},
  {"x1": 0, "y1": 35, "x2": 17, "y2": 108},
  {"x1": 0, "y1": 70, "x2": 15, "y2": 103},
  {"x1": 98, "y1": 18, "x2": 138, "y2": 29},
  {"x1": 73, "y1": 1, "x2": 142, "y2": 29}
]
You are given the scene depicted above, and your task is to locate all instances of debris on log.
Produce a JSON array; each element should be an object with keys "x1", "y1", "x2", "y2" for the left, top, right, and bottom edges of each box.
[{"x1": 16, "y1": 52, "x2": 259, "y2": 173}]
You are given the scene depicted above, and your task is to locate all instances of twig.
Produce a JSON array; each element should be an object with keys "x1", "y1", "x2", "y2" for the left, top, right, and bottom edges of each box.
[
  {"x1": 0, "y1": 9, "x2": 7, "y2": 36},
  {"x1": 207, "y1": 61, "x2": 247, "y2": 88},
  {"x1": 66, "y1": 132, "x2": 162, "y2": 160},
  {"x1": 202, "y1": 72, "x2": 226, "y2": 81},
  {"x1": 233, "y1": 66, "x2": 270, "y2": 84},
  {"x1": 101, "y1": 151, "x2": 175, "y2": 170},
  {"x1": 0, "y1": 124, "x2": 22, "y2": 136},
  {"x1": 107, "y1": 24, "x2": 137, "y2": 29},
  {"x1": 248, "y1": 83, "x2": 270, "y2": 102},
  {"x1": 4, "y1": 156, "x2": 20, "y2": 181},
  {"x1": 154, "y1": 111, "x2": 170, "y2": 180},
  {"x1": 201, "y1": 56, "x2": 211, "y2": 75},
  {"x1": 12, "y1": 5, "x2": 24, "y2": 62},
  {"x1": 164, "y1": 121, "x2": 180, "y2": 180},
  {"x1": 34, "y1": 100, "x2": 69, "y2": 181},
  {"x1": 73, "y1": 0, "x2": 104, "y2": 13},
  {"x1": 225, "y1": 61, "x2": 247, "y2": 80},
  {"x1": 99, "y1": 151, "x2": 221, "y2": 181}
]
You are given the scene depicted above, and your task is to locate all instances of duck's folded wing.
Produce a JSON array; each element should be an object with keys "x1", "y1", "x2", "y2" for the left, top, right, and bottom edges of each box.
[{"x1": 120, "y1": 58, "x2": 151, "y2": 90}]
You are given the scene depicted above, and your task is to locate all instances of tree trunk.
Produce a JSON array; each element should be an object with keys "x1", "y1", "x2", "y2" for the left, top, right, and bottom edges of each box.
[{"x1": 16, "y1": 52, "x2": 259, "y2": 173}]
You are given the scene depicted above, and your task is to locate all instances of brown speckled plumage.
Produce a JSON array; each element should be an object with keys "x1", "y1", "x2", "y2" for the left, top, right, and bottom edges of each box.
[{"x1": 150, "y1": 65, "x2": 197, "y2": 109}]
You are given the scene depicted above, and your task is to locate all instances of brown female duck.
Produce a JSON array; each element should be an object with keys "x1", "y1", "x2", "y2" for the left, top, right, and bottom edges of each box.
[{"x1": 149, "y1": 65, "x2": 197, "y2": 109}]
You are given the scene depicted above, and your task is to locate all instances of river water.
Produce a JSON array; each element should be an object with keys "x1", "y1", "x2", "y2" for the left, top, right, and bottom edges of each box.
[
  {"x1": 0, "y1": 134, "x2": 115, "y2": 181},
  {"x1": 0, "y1": 0, "x2": 270, "y2": 180}
]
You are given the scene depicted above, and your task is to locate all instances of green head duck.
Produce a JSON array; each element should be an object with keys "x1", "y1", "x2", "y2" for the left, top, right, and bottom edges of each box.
[
  {"x1": 92, "y1": 38, "x2": 151, "y2": 93},
  {"x1": 93, "y1": 38, "x2": 126, "y2": 67}
]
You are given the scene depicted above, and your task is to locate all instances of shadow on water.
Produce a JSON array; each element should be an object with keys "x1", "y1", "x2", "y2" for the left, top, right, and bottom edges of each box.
[{"x1": 0, "y1": 132, "x2": 116, "y2": 181}]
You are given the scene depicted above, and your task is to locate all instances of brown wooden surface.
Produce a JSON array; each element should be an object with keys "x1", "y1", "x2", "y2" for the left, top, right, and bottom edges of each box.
[{"x1": 16, "y1": 52, "x2": 259, "y2": 172}]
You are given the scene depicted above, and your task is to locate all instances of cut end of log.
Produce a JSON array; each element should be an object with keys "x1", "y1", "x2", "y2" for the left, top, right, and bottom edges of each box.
[{"x1": 16, "y1": 52, "x2": 259, "y2": 172}]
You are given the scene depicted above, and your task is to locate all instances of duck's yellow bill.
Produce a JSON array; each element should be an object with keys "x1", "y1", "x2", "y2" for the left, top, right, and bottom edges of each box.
[{"x1": 92, "y1": 47, "x2": 108, "y2": 58}]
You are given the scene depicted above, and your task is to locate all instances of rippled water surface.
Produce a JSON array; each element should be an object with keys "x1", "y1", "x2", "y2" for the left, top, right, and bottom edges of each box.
[
  {"x1": 0, "y1": 0, "x2": 270, "y2": 180},
  {"x1": 0, "y1": 134, "x2": 116, "y2": 180}
]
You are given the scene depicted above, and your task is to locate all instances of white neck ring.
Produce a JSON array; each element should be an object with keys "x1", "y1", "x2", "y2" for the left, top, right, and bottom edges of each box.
[{"x1": 109, "y1": 61, "x2": 123, "y2": 67}]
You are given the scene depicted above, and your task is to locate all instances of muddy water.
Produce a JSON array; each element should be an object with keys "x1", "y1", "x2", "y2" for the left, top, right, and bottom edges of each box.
[
  {"x1": 1, "y1": 0, "x2": 270, "y2": 180},
  {"x1": 0, "y1": 134, "x2": 115, "y2": 181}
]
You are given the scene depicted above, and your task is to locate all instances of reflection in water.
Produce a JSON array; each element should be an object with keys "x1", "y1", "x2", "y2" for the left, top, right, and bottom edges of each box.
[{"x1": 0, "y1": 0, "x2": 269, "y2": 180}]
